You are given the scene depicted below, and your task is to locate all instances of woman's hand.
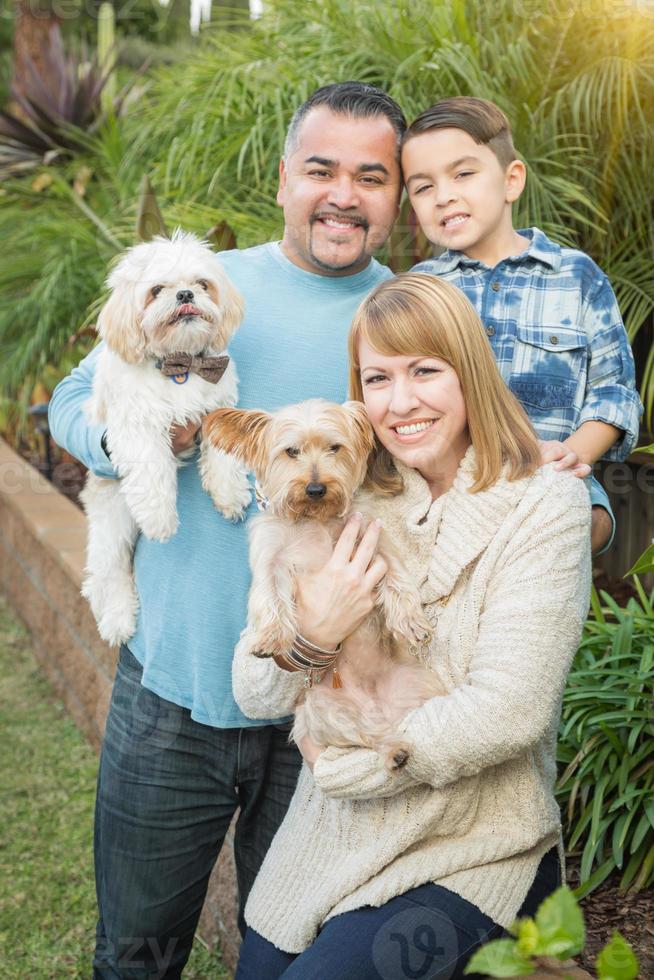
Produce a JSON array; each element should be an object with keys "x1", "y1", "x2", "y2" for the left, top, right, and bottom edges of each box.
[{"x1": 295, "y1": 513, "x2": 387, "y2": 650}]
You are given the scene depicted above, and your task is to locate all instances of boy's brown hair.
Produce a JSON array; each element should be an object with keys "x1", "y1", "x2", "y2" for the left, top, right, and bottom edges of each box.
[{"x1": 404, "y1": 97, "x2": 517, "y2": 168}]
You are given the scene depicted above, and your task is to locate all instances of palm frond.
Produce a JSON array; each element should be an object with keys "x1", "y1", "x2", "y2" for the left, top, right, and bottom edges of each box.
[{"x1": 0, "y1": 0, "x2": 652, "y2": 420}]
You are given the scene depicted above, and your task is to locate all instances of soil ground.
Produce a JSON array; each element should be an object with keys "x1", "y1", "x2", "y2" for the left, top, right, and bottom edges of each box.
[{"x1": 567, "y1": 861, "x2": 653, "y2": 978}]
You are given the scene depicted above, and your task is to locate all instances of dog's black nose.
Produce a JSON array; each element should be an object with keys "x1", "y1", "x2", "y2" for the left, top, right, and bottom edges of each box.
[
  {"x1": 305, "y1": 482, "x2": 327, "y2": 499},
  {"x1": 176, "y1": 289, "x2": 194, "y2": 304}
]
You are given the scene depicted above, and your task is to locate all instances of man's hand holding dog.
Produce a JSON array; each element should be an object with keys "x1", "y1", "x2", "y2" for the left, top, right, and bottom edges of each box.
[
  {"x1": 170, "y1": 419, "x2": 201, "y2": 455},
  {"x1": 295, "y1": 513, "x2": 387, "y2": 650}
]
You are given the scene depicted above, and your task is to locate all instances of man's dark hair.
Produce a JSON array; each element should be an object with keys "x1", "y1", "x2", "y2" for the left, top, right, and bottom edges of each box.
[
  {"x1": 284, "y1": 82, "x2": 407, "y2": 159},
  {"x1": 405, "y1": 97, "x2": 517, "y2": 168}
]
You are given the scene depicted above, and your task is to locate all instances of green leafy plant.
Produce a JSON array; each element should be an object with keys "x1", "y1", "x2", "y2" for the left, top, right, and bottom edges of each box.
[
  {"x1": 0, "y1": 11, "x2": 12, "y2": 109},
  {"x1": 0, "y1": 32, "x2": 107, "y2": 176},
  {"x1": 0, "y1": 23, "x2": 144, "y2": 181},
  {"x1": 134, "y1": 0, "x2": 654, "y2": 420},
  {"x1": 0, "y1": 0, "x2": 652, "y2": 415},
  {"x1": 626, "y1": 542, "x2": 654, "y2": 578},
  {"x1": 556, "y1": 584, "x2": 654, "y2": 895},
  {"x1": 625, "y1": 444, "x2": 654, "y2": 577},
  {"x1": 465, "y1": 886, "x2": 639, "y2": 978}
]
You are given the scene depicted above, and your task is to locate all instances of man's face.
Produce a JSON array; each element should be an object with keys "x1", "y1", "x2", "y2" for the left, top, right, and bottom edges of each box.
[
  {"x1": 402, "y1": 128, "x2": 524, "y2": 264},
  {"x1": 278, "y1": 106, "x2": 402, "y2": 276}
]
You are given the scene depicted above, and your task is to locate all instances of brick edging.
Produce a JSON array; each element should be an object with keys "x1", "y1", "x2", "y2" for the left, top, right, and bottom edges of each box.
[{"x1": 0, "y1": 437, "x2": 114, "y2": 744}]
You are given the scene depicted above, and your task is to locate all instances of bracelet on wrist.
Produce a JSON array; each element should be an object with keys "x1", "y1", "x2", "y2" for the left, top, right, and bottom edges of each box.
[
  {"x1": 286, "y1": 646, "x2": 334, "y2": 671},
  {"x1": 285, "y1": 632, "x2": 342, "y2": 688},
  {"x1": 294, "y1": 632, "x2": 342, "y2": 658},
  {"x1": 282, "y1": 651, "x2": 328, "y2": 689}
]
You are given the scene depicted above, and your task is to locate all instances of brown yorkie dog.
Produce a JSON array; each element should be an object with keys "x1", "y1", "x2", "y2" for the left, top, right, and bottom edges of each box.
[{"x1": 204, "y1": 398, "x2": 446, "y2": 771}]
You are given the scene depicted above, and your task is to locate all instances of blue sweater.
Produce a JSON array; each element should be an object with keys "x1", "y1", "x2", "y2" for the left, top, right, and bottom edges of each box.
[{"x1": 49, "y1": 242, "x2": 392, "y2": 727}]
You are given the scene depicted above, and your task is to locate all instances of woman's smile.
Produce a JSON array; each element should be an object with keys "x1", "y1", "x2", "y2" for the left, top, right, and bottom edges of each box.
[{"x1": 389, "y1": 417, "x2": 438, "y2": 441}]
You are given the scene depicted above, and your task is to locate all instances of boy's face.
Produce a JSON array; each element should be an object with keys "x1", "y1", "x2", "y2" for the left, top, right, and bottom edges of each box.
[{"x1": 401, "y1": 128, "x2": 525, "y2": 263}]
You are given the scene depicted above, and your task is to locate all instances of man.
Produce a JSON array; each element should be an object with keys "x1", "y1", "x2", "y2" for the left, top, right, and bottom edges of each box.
[{"x1": 48, "y1": 81, "x2": 405, "y2": 978}]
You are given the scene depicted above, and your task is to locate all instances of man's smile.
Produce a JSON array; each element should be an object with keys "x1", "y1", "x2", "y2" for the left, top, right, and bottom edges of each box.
[{"x1": 312, "y1": 212, "x2": 368, "y2": 234}]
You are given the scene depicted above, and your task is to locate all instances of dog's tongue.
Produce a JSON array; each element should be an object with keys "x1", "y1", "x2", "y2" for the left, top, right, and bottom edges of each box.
[{"x1": 176, "y1": 303, "x2": 201, "y2": 317}]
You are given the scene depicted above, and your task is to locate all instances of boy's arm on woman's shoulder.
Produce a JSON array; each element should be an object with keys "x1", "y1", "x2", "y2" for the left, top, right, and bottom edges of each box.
[
  {"x1": 578, "y1": 273, "x2": 642, "y2": 461},
  {"x1": 564, "y1": 419, "x2": 623, "y2": 466},
  {"x1": 48, "y1": 343, "x2": 117, "y2": 479}
]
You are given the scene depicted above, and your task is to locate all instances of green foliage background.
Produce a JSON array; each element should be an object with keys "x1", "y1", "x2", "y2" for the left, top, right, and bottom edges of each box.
[
  {"x1": 558, "y1": 583, "x2": 654, "y2": 893},
  {"x1": 1, "y1": 0, "x2": 653, "y2": 417},
  {"x1": 0, "y1": 7, "x2": 13, "y2": 107}
]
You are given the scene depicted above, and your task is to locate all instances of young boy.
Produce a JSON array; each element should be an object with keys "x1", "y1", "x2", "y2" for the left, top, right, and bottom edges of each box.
[{"x1": 404, "y1": 97, "x2": 642, "y2": 553}]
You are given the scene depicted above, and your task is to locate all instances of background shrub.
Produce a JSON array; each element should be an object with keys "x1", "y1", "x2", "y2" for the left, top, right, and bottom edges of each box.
[
  {"x1": 1, "y1": 0, "x2": 653, "y2": 416},
  {"x1": 557, "y1": 582, "x2": 654, "y2": 894}
]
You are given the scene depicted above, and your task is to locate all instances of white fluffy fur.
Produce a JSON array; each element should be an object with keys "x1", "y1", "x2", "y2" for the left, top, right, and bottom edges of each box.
[
  {"x1": 205, "y1": 398, "x2": 445, "y2": 771},
  {"x1": 81, "y1": 231, "x2": 251, "y2": 647}
]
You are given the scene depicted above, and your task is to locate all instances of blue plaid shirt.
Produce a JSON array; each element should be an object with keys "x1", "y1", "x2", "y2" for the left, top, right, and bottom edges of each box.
[{"x1": 413, "y1": 227, "x2": 642, "y2": 461}]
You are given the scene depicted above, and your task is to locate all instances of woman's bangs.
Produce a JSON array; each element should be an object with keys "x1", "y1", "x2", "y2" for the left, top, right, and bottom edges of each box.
[{"x1": 359, "y1": 294, "x2": 449, "y2": 362}]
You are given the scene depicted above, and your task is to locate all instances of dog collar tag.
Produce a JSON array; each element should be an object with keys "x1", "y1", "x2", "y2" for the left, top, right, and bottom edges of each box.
[{"x1": 171, "y1": 372, "x2": 189, "y2": 384}]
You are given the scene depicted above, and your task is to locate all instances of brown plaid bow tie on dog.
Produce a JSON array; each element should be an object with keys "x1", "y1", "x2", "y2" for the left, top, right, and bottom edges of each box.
[{"x1": 157, "y1": 352, "x2": 230, "y2": 384}]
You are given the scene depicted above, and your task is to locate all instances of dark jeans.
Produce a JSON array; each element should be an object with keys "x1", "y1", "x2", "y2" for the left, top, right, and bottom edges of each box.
[
  {"x1": 93, "y1": 645, "x2": 302, "y2": 979},
  {"x1": 236, "y1": 849, "x2": 561, "y2": 980}
]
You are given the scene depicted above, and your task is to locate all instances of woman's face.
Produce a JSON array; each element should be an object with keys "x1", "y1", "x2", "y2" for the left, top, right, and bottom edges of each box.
[{"x1": 358, "y1": 338, "x2": 471, "y2": 493}]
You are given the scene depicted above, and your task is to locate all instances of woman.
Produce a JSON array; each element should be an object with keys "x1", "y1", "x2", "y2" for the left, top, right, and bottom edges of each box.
[{"x1": 233, "y1": 274, "x2": 591, "y2": 979}]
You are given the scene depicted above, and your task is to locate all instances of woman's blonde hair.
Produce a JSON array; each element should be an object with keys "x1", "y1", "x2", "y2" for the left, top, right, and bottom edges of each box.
[{"x1": 348, "y1": 273, "x2": 540, "y2": 494}]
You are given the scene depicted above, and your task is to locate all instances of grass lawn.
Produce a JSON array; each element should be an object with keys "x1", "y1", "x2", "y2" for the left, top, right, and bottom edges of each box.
[{"x1": 0, "y1": 595, "x2": 229, "y2": 979}]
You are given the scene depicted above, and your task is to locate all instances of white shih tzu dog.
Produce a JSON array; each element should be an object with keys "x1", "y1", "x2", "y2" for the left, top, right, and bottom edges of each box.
[
  {"x1": 205, "y1": 399, "x2": 445, "y2": 771},
  {"x1": 81, "y1": 230, "x2": 251, "y2": 647}
]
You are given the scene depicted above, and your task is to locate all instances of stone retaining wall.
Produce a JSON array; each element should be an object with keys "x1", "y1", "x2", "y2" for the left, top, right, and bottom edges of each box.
[{"x1": 0, "y1": 437, "x2": 240, "y2": 975}]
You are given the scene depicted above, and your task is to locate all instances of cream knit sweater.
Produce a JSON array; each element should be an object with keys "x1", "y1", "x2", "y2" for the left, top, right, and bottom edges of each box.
[{"x1": 232, "y1": 449, "x2": 592, "y2": 954}]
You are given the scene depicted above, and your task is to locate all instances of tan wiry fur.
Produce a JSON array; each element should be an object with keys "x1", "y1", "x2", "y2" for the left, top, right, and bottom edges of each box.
[{"x1": 205, "y1": 398, "x2": 446, "y2": 771}]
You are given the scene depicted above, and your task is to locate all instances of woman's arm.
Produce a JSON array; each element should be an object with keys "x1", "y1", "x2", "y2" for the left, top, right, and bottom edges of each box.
[
  {"x1": 312, "y1": 745, "x2": 422, "y2": 799},
  {"x1": 297, "y1": 734, "x2": 422, "y2": 800},
  {"x1": 311, "y1": 477, "x2": 591, "y2": 800},
  {"x1": 398, "y1": 478, "x2": 591, "y2": 790},
  {"x1": 231, "y1": 516, "x2": 388, "y2": 720},
  {"x1": 231, "y1": 633, "x2": 306, "y2": 719}
]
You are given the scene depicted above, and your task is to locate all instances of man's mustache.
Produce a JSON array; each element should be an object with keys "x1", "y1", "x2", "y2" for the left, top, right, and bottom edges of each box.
[{"x1": 310, "y1": 211, "x2": 369, "y2": 230}]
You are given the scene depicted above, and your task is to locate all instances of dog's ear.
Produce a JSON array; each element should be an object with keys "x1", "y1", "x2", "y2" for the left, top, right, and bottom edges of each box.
[
  {"x1": 97, "y1": 281, "x2": 145, "y2": 364},
  {"x1": 203, "y1": 408, "x2": 271, "y2": 473},
  {"x1": 342, "y1": 401, "x2": 376, "y2": 458},
  {"x1": 216, "y1": 272, "x2": 245, "y2": 341}
]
